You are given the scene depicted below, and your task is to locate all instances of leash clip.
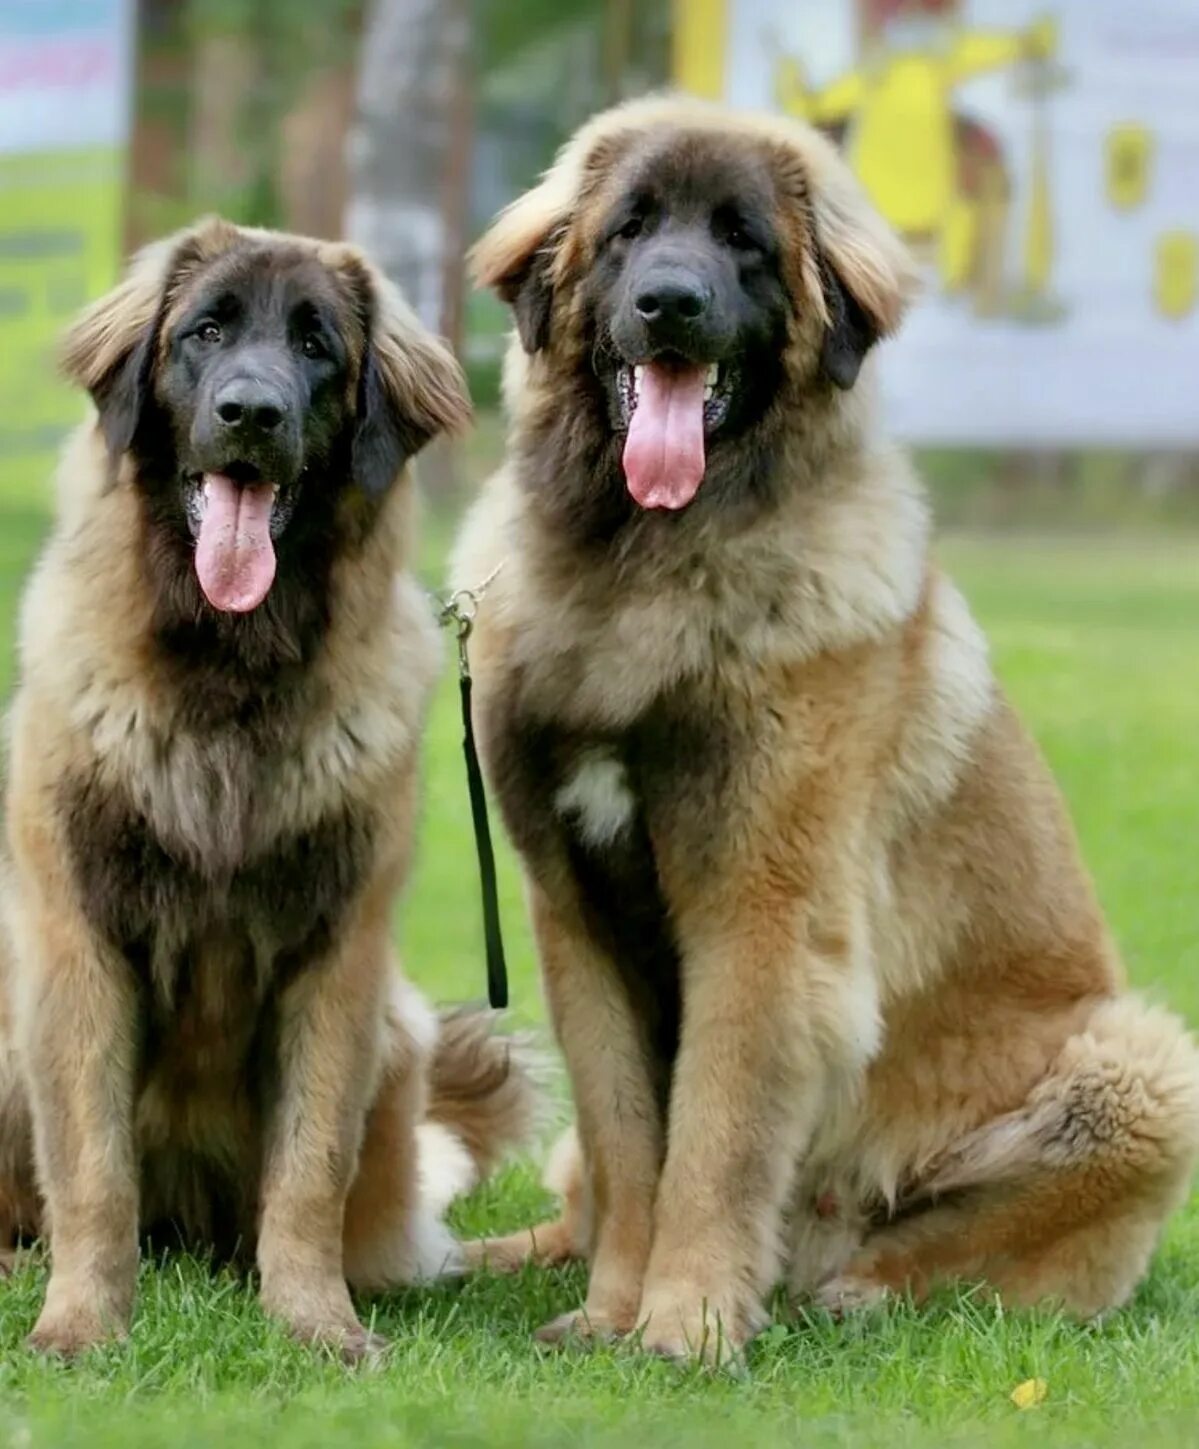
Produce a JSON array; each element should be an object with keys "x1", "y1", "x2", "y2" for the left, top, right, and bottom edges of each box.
[
  {"x1": 440, "y1": 591, "x2": 478, "y2": 679},
  {"x1": 437, "y1": 563, "x2": 503, "y2": 682}
]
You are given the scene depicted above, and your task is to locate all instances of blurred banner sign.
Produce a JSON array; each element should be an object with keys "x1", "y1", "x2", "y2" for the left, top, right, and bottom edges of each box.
[
  {"x1": 0, "y1": 0, "x2": 136, "y2": 483},
  {"x1": 674, "y1": 0, "x2": 1199, "y2": 446}
]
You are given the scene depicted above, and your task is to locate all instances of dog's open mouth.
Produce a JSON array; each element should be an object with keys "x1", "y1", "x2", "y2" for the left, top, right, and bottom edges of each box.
[
  {"x1": 184, "y1": 462, "x2": 295, "y2": 614},
  {"x1": 616, "y1": 355, "x2": 735, "y2": 512}
]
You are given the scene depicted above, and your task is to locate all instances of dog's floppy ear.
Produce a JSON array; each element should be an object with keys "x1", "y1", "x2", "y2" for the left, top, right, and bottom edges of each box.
[
  {"x1": 341, "y1": 256, "x2": 471, "y2": 496},
  {"x1": 60, "y1": 218, "x2": 238, "y2": 459},
  {"x1": 60, "y1": 236, "x2": 175, "y2": 459},
  {"x1": 818, "y1": 257, "x2": 881, "y2": 392},
  {"x1": 507, "y1": 241, "x2": 558, "y2": 356},
  {"x1": 471, "y1": 175, "x2": 572, "y2": 355},
  {"x1": 472, "y1": 114, "x2": 644, "y2": 354},
  {"x1": 811, "y1": 161, "x2": 919, "y2": 389}
]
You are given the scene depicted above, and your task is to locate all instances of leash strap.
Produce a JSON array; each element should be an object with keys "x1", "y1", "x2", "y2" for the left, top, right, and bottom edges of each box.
[
  {"x1": 457, "y1": 651, "x2": 508, "y2": 1009},
  {"x1": 439, "y1": 572, "x2": 508, "y2": 1010}
]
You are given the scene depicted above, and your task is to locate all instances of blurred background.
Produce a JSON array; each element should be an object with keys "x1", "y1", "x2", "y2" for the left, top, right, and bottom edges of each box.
[{"x1": 0, "y1": 0, "x2": 1197, "y2": 1022}]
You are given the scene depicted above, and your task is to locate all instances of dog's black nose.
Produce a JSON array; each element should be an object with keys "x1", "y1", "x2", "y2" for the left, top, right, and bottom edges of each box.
[
  {"x1": 634, "y1": 272, "x2": 709, "y2": 325},
  {"x1": 214, "y1": 380, "x2": 286, "y2": 434}
]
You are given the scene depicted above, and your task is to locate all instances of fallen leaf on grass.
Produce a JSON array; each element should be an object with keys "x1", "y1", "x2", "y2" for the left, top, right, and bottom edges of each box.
[{"x1": 1010, "y1": 1377, "x2": 1048, "y2": 1409}]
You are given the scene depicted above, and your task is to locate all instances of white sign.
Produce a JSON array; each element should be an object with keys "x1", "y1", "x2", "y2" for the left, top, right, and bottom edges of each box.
[
  {"x1": 680, "y1": 0, "x2": 1199, "y2": 446},
  {"x1": 0, "y1": 0, "x2": 135, "y2": 155}
]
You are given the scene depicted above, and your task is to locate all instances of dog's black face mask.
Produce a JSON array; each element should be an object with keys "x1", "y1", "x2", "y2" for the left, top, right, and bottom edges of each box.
[
  {"x1": 123, "y1": 250, "x2": 358, "y2": 615},
  {"x1": 581, "y1": 143, "x2": 794, "y2": 512}
]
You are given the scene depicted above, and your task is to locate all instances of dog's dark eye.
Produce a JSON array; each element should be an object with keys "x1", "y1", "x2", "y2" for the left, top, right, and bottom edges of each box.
[
  {"x1": 714, "y1": 209, "x2": 759, "y2": 253},
  {"x1": 195, "y1": 320, "x2": 222, "y2": 344},
  {"x1": 722, "y1": 223, "x2": 757, "y2": 252},
  {"x1": 301, "y1": 334, "x2": 327, "y2": 360},
  {"x1": 616, "y1": 216, "x2": 643, "y2": 242}
]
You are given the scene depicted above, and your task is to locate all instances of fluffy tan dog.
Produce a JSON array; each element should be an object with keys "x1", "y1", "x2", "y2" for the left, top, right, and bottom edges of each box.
[
  {"x1": 0, "y1": 219, "x2": 536, "y2": 1360},
  {"x1": 451, "y1": 98, "x2": 1199, "y2": 1366}
]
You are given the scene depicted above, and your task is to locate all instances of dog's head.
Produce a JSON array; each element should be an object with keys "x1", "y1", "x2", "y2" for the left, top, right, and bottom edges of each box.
[
  {"x1": 473, "y1": 98, "x2": 916, "y2": 526},
  {"x1": 62, "y1": 218, "x2": 468, "y2": 617}
]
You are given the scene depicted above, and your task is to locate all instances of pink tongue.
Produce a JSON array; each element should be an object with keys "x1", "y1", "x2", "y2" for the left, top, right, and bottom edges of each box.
[
  {"x1": 194, "y1": 473, "x2": 277, "y2": 613},
  {"x1": 622, "y1": 361, "x2": 707, "y2": 510}
]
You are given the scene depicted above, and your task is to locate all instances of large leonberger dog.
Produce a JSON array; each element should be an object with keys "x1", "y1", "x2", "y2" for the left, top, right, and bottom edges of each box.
[
  {"x1": 452, "y1": 98, "x2": 1199, "y2": 1366},
  {"x1": 0, "y1": 219, "x2": 536, "y2": 1359}
]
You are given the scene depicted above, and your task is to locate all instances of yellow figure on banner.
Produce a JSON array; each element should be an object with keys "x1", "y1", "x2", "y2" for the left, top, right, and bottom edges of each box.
[
  {"x1": 776, "y1": 0, "x2": 1062, "y2": 321},
  {"x1": 1155, "y1": 231, "x2": 1197, "y2": 320},
  {"x1": 1106, "y1": 122, "x2": 1153, "y2": 211}
]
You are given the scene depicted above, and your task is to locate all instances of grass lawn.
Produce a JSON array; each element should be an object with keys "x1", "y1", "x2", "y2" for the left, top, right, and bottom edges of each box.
[{"x1": 1, "y1": 453, "x2": 1198, "y2": 1447}]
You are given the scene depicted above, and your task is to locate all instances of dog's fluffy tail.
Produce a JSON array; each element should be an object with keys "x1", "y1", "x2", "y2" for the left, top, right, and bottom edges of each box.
[
  {"x1": 417, "y1": 1007, "x2": 544, "y2": 1214},
  {"x1": 922, "y1": 995, "x2": 1199, "y2": 1203}
]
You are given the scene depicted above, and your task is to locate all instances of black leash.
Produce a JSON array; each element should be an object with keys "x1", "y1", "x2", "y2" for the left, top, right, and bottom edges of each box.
[{"x1": 438, "y1": 571, "x2": 508, "y2": 1010}]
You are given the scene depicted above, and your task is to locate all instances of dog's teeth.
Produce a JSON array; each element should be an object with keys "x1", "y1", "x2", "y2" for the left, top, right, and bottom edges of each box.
[
  {"x1": 704, "y1": 385, "x2": 714, "y2": 401},
  {"x1": 705, "y1": 363, "x2": 719, "y2": 386},
  {"x1": 633, "y1": 365, "x2": 644, "y2": 386}
]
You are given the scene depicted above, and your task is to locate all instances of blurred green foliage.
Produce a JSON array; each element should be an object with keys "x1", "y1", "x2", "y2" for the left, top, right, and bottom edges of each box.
[{"x1": 479, "y1": 0, "x2": 607, "y2": 64}]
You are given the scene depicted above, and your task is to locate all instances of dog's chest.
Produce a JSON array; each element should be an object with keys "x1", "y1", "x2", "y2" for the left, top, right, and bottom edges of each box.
[
  {"x1": 61, "y1": 729, "x2": 375, "y2": 983},
  {"x1": 489, "y1": 672, "x2": 732, "y2": 870}
]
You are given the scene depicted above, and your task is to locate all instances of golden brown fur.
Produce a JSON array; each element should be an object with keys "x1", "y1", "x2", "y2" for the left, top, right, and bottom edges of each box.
[
  {"x1": 453, "y1": 98, "x2": 1199, "y2": 1365},
  {"x1": 0, "y1": 220, "x2": 537, "y2": 1358}
]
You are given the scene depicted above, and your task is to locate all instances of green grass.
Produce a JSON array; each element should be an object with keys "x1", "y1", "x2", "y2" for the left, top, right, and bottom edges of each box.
[{"x1": 2, "y1": 466, "x2": 1199, "y2": 1446}]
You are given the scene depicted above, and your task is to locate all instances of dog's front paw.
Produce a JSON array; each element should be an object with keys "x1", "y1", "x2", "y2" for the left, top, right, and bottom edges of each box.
[
  {"x1": 281, "y1": 1311, "x2": 390, "y2": 1367},
  {"x1": 534, "y1": 1303, "x2": 633, "y2": 1348},
  {"x1": 635, "y1": 1285, "x2": 755, "y2": 1372},
  {"x1": 27, "y1": 1270, "x2": 133, "y2": 1358},
  {"x1": 28, "y1": 1300, "x2": 126, "y2": 1358},
  {"x1": 320, "y1": 1324, "x2": 391, "y2": 1368},
  {"x1": 261, "y1": 1274, "x2": 385, "y2": 1367}
]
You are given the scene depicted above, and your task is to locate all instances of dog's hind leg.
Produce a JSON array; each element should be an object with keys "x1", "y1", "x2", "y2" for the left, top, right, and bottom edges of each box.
[
  {"x1": 815, "y1": 998, "x2": 1199, "y2": 1317},
  {"x1": 1, "y1": 898, "x2": 40, "y2": 1275},
  {"x1": 462, "y1": 1126, "x2": 590, "y2": 1274},
  {"x1": 344, "y1": 988, "x2": 542, "y2": 1290},
  {"x1": 344, "y1": 978, "x2": 465, "y2": 1291},
  {"x1": 0, "y1": 1069, "x2": 39, "y2": 1277},
  {"x1": 340, "y1": 972, "x2": 444, "y2": 1294}
]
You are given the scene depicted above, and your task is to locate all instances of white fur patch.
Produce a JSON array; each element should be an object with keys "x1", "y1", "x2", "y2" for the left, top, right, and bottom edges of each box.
[
  {"x1": 404, "y1": 1206, "x2": 467, "y2": 1283},
  {"x1": 388, "y1": 1120, "x2": 478, "y2": 1284},
  {"x1": 417, "y1": 1119, "x2": 477, "y2": 1215},
  {"x1": 394, "y1": 975, "x2": 439, "y2": 1057},
  {"x1": 554, "y1": 750, "x2": 635, "y2": 848},
  {"x1": 836, "y1": 954, "x2": 884, "y2": 1074}
]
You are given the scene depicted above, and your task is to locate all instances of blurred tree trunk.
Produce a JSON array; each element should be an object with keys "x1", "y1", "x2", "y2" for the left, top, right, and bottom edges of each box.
[
  {"x1": 126, "y1": 0, "x2": 191, "y2": 249},
  {"x1": 279, "y1": 59, "x2": 360, "y2": 239},
  {"x1": 603, "y1": 0, "x2": 634, "y2": 102},
  {"x1": 188, "y1": 28, "x2": 261, "y2": 208},
  {"x1": 346, "y1": 0, "x2": 473, "y2": 494},
  {"x1": 346, "y1": 0, "x2": 469, "y2": 342}
]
